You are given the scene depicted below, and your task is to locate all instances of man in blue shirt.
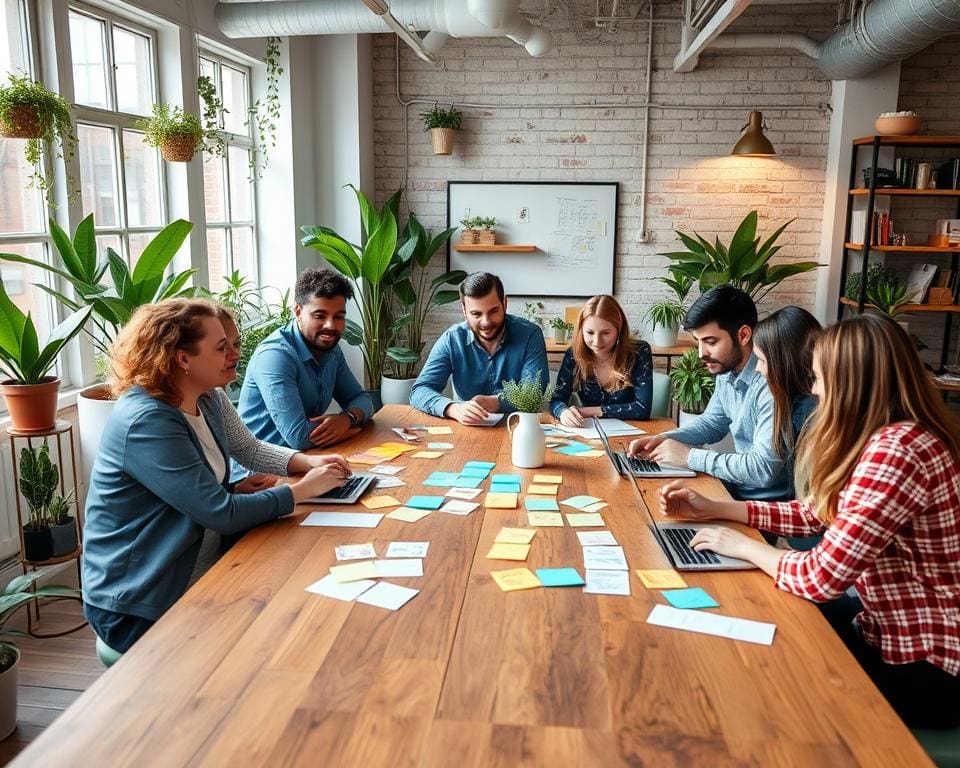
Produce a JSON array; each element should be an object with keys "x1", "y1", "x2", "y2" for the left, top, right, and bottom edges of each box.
[
  {"x1": 410, "y1": 272, "x2": 548, "y2": 425},
  {"x1": 628, "y1": 285, "x2": 789, "y2": 501},
  {"x1": 239, "y1": 268, "x2": 374, "y2": 450}
]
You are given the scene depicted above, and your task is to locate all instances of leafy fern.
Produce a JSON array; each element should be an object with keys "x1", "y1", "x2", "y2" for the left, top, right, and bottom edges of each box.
[{"x1": 500, "y1": 371, "x2": 554, "y2": 413}]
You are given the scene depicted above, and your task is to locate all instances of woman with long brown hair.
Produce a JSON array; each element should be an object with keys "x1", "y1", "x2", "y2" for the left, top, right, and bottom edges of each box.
[
  {"x1": 655, "y1": 314, "x2": 960, "y2": 728},
  {"x1": 549, "y1": 294, "x2": 653, "y2": 425}
]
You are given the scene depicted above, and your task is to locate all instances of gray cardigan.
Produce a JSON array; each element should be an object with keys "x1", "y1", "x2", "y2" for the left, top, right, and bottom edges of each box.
[{"x1": 213, "y1": 388, "x2": 296, "y2": 475}]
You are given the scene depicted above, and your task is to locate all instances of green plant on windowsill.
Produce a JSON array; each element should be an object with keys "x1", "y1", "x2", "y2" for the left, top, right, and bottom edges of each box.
[
  {"x1": 136, "y1": 104, "x2": 205, "y2": 162},
  {"x1": 500, "y1": 371, "x2": 554, "y2": 414},
  {"x1": 669, "y1": 349, "x2": 715, "y2": 415}
]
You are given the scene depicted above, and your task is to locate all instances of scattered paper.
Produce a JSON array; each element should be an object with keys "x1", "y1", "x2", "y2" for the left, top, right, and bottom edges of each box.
[
  {"x1": 491, "y1": 567, "x2": 540, "y2": 591},
  {"x1": 357, "y1": 582, "x2": 420, "y2": 610},
  {"x1": 446, "y1": 487, "x2": 484, "y2": 500},
  {"x1": 479, "y1": 413, "x2": 504, "y2": 426},
  {"x1": 536, "y1": 567, "x2": 584, "y2": 587},
  {"x1": 412, "y1": 451, "x2": 444, "y2": 459},
  {"x1": 329, "y1": 561, "x2": 379, "y2": 583},
  {"x1": 662, "y1": 587, "x2": 719, "y2": 610},
  {"x1": 646, "y1": 605, "x2": 776, "y2": 646},
  {"x1": 566, "y1": 513, "x2": 605, "y2": 527},
  {"x1": 485, "y1": 492, "x2": 519, "y2": 509},
  {"x1": 486, "y1": 542, "x2": 531, "y2": 561},
  {"x1": 334, "y1": 543, "x2": 376, "y2": 561},
  {"x1": 532, "y1": 474, "x2": 562, "y2": 484},
  {"x1": 426, "y1": 426, "x2": 454, "y2": 435},
  {"x1": 581, "y1": 501, "x2": 607, "y2": 513},
  {"x1": 464, "y1": 461, "x2": 496, "y2": 470},
  {"x1": 427, "y1": 442, "x2": 454, "y2": 450},
  {"x1": 301, "y1": 512, "x2": 383, "y2": 528},
  {"x1": 495, "y1": 527, "x2": 536, "y2": 545},
  {"x1": 555, "y1": 443, "x2": 593, "y2": 456},
  {"x1": 390, "y1": 427, "x2": 420, "y2": 442},
  {"x1": 527, "y1": 511, "x2": 564, "y2": 527},
  {"x1": 406, "y1": 496, "x2": 445, "y2": 510},
  {"x1": 458, "y1": 466, "x2": 491, "y2": 478},
  {"x1": 361, "y1": 495, "x2": 401, "y2": 510},
  {"x1": 560, "y1": 495, "x2": 602, "y2": 510},
  {"x1": 527, "y1": 484, "x2": 558, "y2": 496},
  {"x1": 428, "y1": 472, "x2": 461, "y2": 482},
  {"x1": 305, "y1": 574, "x2": 375, "y2": 601},
  {"x1": 577, "y1": 530, "x2": 618, "y2": 546},
  {"x1": 386, "y1": 541, "x2": 429, "y2": 558},
  {"x1": 582, "y1": 545, "x2": 628, "y2": 570},
  {"x1": 524, "y1": 498, "x2": 560, "y2": 512},
  {"x1": 555, "y1": 418, "x2": 646, "y2": 440},
  {"x1": 370, "y1": 464, "x2": 404, "y2": 476},
  {"x1": 489, "y1": 482, "x2": 522, "y2": 495},
  {"x1": 492, "y1": 473, "x2": 522, "y2": 484},
  {"x1": 584, "y1": 569, "x2": 631, "y2": 595},
  {"x1": 442, "y1": 499, "x2": 479, "y2": 516},
  {"x1": 636, "y1": 569, "x2": 688, "y2": 589},
  {"x1": 373, "y1": 558, "x2": 424, "y2": 578},
  {"x1": 374, "y1": 476, "x2": 406, "y2": 489},
  {"x1": 385, "y1": 506, "x2": 431, "y2": 523}
]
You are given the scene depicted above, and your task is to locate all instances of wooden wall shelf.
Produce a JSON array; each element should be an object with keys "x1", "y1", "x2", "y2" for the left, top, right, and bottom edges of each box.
[
  {"x1": 844, "y1": 243, "x2": 960, "y2": 253},
  {"x1": 849, "y1": 189, "x2": 960, "y2": 197},
  {"x1": 453, "y1": 244, "x2": 537, "y2": 252},
  {"x1": 839, "y1": 297, "x2": 960, "y2": 314},
  {"x1": 853, "y1": 135, "x2": 960, "y2": 147}
]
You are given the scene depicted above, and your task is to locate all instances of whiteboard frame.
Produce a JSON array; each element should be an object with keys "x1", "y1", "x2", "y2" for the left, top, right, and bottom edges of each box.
[{"x1": 445, "y1": 181, "x2": 619, "y2": 298}]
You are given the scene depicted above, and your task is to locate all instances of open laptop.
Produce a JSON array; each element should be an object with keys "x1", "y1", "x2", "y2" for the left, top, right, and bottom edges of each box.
[
  {"x1": 595, "y1": 419, "x2": 695, "y2": 478},
  {"x1": 304, "y1": 473, "x2": 376, "y2": 504},
  {"x1": 628, "y1": 468, "x2": 755, "y2": 571}
]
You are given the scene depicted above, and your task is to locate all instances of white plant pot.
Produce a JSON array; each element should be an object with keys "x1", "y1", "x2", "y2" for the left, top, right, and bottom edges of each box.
[
  {"x1": 652, "y1": 323, "x2": 679, "y2": 348},
  {"x1": 77, "y1": 383, "x2": 116, "y2": 483},
  {"x1": 380, "y1": 376, "x2": 415, "y2": 406},
  {"x1": 507, "y1": 411, "x2": 546, "y2": 468},
  {"x1": 0, "y1": 649, "x2": 19, "y2": 741}
]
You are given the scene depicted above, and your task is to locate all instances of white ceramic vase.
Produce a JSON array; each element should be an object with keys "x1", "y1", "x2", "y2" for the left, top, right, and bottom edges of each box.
[
  {"x1": 652, "y1": 322, "x2": 679, "y2": 348},
  {"x1": 507, "y1": 411, "x2": 546, "y2": 468},
  {"x1": 380, "y1": 376, "x2": 415, "y2": 406}
]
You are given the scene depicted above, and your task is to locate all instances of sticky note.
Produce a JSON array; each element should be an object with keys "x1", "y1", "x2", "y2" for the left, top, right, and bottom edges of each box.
[
  {"x1": 378, "y1": 442, "x2": 420, "y2": 453},
  {"x1": 560, "y1": 495, "x2": 602, "y2": 510},
  {"x1": 524, "y1": 498, "x2": 560, "y2": 512},
  {"x1": 486, "y1": 542, "x2": 530, "y2": 561},
  {"x1": 579, "y1": 450, "x2": 606, "y2": 458},
  {"x1": 532, "y1": 474, "x2": 562, "y2": 484},
  {"x1": 427, "y1": 442, "x2": 454, "y2": 450},
  {"x1": 536, "y1": 567, "x2": 585, "y2": 587},
  {"x1": 489, "y1": 482, "x2": 522, "y2": 495},
  {"x1": 446, "y1": 487, "x2": 483, "y2": 500},
  {"x1": 464, "y1": 461, "x2": 496, "y2": 470},
  {"x1": 412, "y1": 451, "x2": 444, "y2": 459},
  {"x1": 348, "y1": 453, "x2": 388, "y2": 465},
  {"x1": 527, "y1": 511, "x2": 564, "y2": 527},
  {"x1": 566, "y1": 513, "x2": 605, "y2": 527},
  {"x1": 485, "y1": 492, "x2": 518, "y2": 509},
  {"x1": 527, "y1": 484, "x2": 558, "y2": 496},
  {"x1": 555, "y1": 443, "x2": 592, "y2": 455},
  {"x1": 458, "y1": 466, "x2": 491, "y2": 478},
  {"x1": 367, "y1": 446, "x2": 407, "y2": 458},
  {"x1": 491, "y1": 567, "x2": 541, "y2": 592},
  {"x1": 662, "y1": 587, "x2": 719, "y2": 610},
  {"x1": 584, "y1": 569, "x2": 630, "y2": 595},
  {"x1": 582, "y1": 501, "x2": 608, "y2": 513},
  {"x1": 361, "y1": 495, "x2": 401, "y2": 510},
  {"x1": 334, "y1": 543, "x2": 376, "y2": 561},
  {"x1": 451, "y1": 476, "x2": 484, "y2": 488},
  {"x1": 495, "y1": 527, "x2": 536, "y2": 545},
  {"x1": 329, "y1": 561, "x2": 379, "y2": 583},
  {"x1": 441, "y1": 499, "x2": 479, "y2": 516},
  {"x1": 426, "y1": 426, "x2": 454, "y2": 435},
  {"x1": 370, "y1": 464, "x2": 404, "y2": 476},
  {"x1": 427, "y1": 472, "x2": 461, "y2": 482},
  {"x1": 577, "y1": 531, "x2": 618, "y2": 546},
  {"x1": 636, "y1": 570, "x2": 689, "y2": 590},
  {"x1": 422, "y1": 477, "x2": 459, "y2": 487},
  {"x1": 386, "y1": 506, "x2": 431, "y2": 523},
  {"x1": 491, "y1": 473, "x2": 522, "y2": 484},
  {"x1": 386, "y1": 541, "x2": 429, "y2": 558},
  {"x1": 406, "y1": 495, "x2": 444, "y2": 510}
]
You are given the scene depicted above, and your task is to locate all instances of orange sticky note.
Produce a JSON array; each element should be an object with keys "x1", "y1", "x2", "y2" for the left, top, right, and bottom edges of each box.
[
  {"x1": 527, "y1": 484, "x2": 558, "y2": 496},
  {"x1": 532, "y1": 474, "x2": 563, "y2": 484},
  {"x1": 411, "y1": 451, "x2": 444, "y2": 459},
  {"x1": 485, "y1": 492, "x2": 518, "y2": 509},
  {"x1": 491, "y1": 567, "x2": 541, "y2": 591},
  {"x1": 348, "y1": 453, "x2": 388, "y2": 465},
  {"x1": 636, "y1": 569, "x2": 689, "y2": 589},
  {"x1": 361, "y1": 495, "x2": 401, "y2": 510},
  {"x1": 486, "y1": 542, "x2": 531, "y2": 561},
  {"x1": 494, "y1": 527, "x2": 536, "y2": 545}
]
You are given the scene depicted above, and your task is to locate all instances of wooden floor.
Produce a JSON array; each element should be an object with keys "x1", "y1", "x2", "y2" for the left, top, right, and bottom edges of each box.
[{"x1": 0, "y1": 569, "x2": 100, "y2": 765}]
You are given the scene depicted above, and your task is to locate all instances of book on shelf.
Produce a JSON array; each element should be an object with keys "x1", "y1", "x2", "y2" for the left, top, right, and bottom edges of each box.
[{"x1": 904, "y1": 264, "x2": 938, "y2": 303}]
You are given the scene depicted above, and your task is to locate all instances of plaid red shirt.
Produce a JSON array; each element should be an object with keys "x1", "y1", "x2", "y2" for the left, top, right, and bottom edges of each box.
[{"x1": 748, "y1": 422, "x2": 960, "y2": 676}]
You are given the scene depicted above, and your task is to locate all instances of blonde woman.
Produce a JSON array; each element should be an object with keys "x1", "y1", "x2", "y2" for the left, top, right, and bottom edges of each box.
[{"x1": 657, "y1": 314, "x2": 960, "y2": 729}]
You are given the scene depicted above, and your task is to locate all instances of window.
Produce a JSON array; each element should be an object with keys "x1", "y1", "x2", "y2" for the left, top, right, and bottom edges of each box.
[
  {"x1": 69, "y1": 5, "x2": 164, "y2": 266},
  {"x1": 200, "y1": 52, "x2": 257, "y2": 292}
]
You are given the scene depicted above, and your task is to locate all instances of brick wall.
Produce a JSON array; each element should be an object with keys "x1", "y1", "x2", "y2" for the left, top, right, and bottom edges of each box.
[{"x1": 371, "y1": 1, "x2": 834, "y2": 351}]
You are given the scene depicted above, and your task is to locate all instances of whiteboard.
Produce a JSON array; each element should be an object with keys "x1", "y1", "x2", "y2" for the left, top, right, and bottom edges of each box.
[{"x1": 446, "y1": 181, "x2": 618, "y2": 297}]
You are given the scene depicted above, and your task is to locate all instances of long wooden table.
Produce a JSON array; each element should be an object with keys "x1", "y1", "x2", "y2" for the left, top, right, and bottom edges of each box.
[{"x1": 14, "y1": 406, "x2": 930, "y2": 766}]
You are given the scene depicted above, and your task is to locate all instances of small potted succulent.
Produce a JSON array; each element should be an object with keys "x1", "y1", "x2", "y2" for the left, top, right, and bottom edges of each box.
[
  {"x1": 548, "y1": 316, "x2": 574, "y2": 344},
  {"x1": 458, "y1": 214, "x2": 497, "y2": 246},
  {"x1": 18, "y1": 442, "x2": 79, "y2": 562},
  {"x1": 137, "y1": 103, "x2": 205, "y2": 162},
  {"x1": 500, "y1": 371, "x2": 554, "y2": 468},
  {"x1": 669, "y1": 349, "x2": 716, "y2": 426},
  {"x1": 419, "y1": 102, "x2": 463, "y2": 155}
]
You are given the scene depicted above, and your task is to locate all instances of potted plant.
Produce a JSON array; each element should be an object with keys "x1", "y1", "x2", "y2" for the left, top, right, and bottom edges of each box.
[
  {"x1": 548, "y1": 316, "x2": 574, "y2": 344},
  {"x1": 662, "y1": 210, "x2": 821, "y2": 302},
  {"x1": 0, "y1": 279, "x2": 91, "y2": 433},
  {"x1": 18, "y1": 442, "x2": 78, "y2": 561},
  {"x1": 501, "y1": 371, "x2": 554, "y2": 468},
  {"x1": 646, "y1": 300, "x2": 686, "y2": 348},
  {"x1": 844, "y1": 262, "x2": 898, "y2": 301},
  {"x1": 0, "y1": 72, "x2": 77, "y2": 197},
  {"x1": 669, "y1": 349, "x2": 715, "y2": 427},
  {"x1": 867, "y1": 275, "x2": 913, "y2": 335},
  {"x1": 0, "y1": 572, "x2": 80, "y2": 740},
  {"x1": 136, "y1": 103, "x2": 205, "y2": 162},
  {"x1": 419, "y1": 103, "x2": 462, "y2": 155},
  {"x1": 476, "y1": 216, "x2": 497, "y2": 246},
  {"x1": 458, "y1": 215, "x2": 480, "y2": 245}
]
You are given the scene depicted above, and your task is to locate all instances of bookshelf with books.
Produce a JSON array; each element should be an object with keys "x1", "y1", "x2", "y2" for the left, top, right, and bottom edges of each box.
[{"x1": 838, "y1": 135, "x2": 960, "y2": 390}]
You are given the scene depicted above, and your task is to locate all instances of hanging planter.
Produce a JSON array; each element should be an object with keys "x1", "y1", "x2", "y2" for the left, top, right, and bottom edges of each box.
[
  {"x1": 430, "y1": 127, "x2": 454, "y2": 155},
  {"x1": 419, "y1": 103, "x2": 462, "y2": 156},
  {"x1": 136, "y1": 103, "x2": 204, "y2": 163},
  {"x1": 0, "y1": 103, "x2": 43, "y2": 138},
  {"x1": 159, "y1": 132, "x2": 201, "y2": 162}
]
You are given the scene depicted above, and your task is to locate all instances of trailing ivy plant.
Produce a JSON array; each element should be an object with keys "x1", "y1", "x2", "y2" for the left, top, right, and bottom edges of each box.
[
  {"x1": 245, "y1": 36, "x2": 283, "y2": 181},
  {"x1": 196, "y1": 74, "x2": 227, "y2": 157},
  {"x1": 135, "y1": 104, "x2": 204, "y2": 153}
]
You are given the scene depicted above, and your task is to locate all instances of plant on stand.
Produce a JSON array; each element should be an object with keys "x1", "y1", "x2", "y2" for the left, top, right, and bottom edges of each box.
[
  {"x1": 419, "y1": 102, "x2": 462, "y2": 156},
  {"x1": 669, "y1": 349, "x2": 715, "y2": 426},
  {"x1": 501, "y1": 371, "x2": 554, "y2": 469},
  {"x1": 136, "y1": 104, "x2": 205, "y2": 162},
  {"x1": 548, "y1": 316, "x2": 574, "y2": 344},
  {"x1": 18, "y1": 442, "x2": 78, "y2": 562}
]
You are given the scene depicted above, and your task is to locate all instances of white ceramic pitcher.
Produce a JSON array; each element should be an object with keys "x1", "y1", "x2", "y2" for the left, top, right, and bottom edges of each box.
[{"x1": 506, "y1": 411, "x2": 546, "y2": 468}]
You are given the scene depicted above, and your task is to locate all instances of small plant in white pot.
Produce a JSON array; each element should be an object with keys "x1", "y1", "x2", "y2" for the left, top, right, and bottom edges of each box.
[
  {"x1": 646, "y1": 300, "x2": 685, "y2": 348},
  {"x1": 669, "y1": 349, "x2": 715, "y2": 427},
  {"x1": 549, "y1": 316, "x2": 574, "y2": 344},
  {"x1": 419, "y1": 103, "x2": 462, "y2": 155},
  {"x1": 501, "y1": 372, "x2": 554, "y2": 469}
]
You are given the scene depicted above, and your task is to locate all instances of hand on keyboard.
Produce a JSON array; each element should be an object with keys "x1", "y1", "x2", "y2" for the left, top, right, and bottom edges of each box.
[
  {"x1": 689, "y1": 526, "x2": 754, "y2": 563},
  {"x1": 648, "y1": 438, "x2": 692, "y2": 468},
  {"x1": 627, "y1": 434, "x2": 666, "y2": 456}
]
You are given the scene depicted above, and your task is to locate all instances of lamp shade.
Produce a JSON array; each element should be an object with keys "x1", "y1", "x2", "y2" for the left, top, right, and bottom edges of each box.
[{"x1": 731, "y1": 110, "x2": 775, "y2": 157}]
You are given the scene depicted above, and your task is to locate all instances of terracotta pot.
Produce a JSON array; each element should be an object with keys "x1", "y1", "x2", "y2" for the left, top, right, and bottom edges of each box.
[
  {"x1": 875, "y1": 115, "x2": 921, "y2": 136},
  {"x1": 0, "y1": 104, "x2": 43, "y2": 139},
  {"x1": 0, "y1": 376, "x2": 60, "y2": 432},
  {"x1": 160, "y1": 133, "x2": 198, "y2": 162},
  {"x1": 430, "y1": 127, "x2": 454, "y2": 155}
]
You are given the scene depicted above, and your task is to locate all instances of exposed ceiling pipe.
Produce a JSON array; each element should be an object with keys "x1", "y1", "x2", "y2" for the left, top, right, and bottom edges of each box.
[
  {"x1": 215, "y1": 0, "x2": 553, "y2": 57},
  {"x1": 708, "y1": 31, "x2": 821, "y2": 60},
  {"x1": 358, "y1": 0, "x2": 436, "y2": 63}
]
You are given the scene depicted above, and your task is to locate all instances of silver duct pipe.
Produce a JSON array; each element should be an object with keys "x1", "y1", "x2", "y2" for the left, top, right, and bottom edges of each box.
[{"x1": 708, "y1": 32, "x2": 821, "y2": 60}]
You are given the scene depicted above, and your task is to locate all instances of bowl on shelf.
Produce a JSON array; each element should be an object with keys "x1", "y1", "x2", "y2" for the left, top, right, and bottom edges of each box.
[{"x1": 875, "y1": 113, "x2": 921, "y2": 136}]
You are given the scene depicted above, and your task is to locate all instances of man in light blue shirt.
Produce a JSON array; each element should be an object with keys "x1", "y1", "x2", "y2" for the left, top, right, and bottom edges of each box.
[
  {"x1": 628, "y1": 285, "x2": 788, "y2": 501},
  {"x1": 239, "y1": 268, "x2": 374, "y2": 450},
  {"x1": 410, "y1": 272, "x2": 548, "y2": 424}
]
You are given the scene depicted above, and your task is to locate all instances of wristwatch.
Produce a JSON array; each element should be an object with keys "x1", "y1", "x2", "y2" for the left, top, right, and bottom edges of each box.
[{"x1": 342, "y1": 410, "x2": 360, "y2": 428}]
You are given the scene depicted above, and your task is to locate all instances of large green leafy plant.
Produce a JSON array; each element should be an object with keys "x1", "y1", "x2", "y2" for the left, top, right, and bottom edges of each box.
[
  {"x1": 0, "y1": 572, "x2": 80, "y2": 671},
  {"x1": 661, "y1": 211, "x2": 819, "y2": 302},
  {"x1": 18, "y1": 442, "x2": 74, "y2": 531},
  {"x1": 669, "y1": 349, "x2": 715, "y2": 415}
]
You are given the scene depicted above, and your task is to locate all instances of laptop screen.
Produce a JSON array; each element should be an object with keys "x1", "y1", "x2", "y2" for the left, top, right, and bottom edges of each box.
[{"x1": 619, "y1": 433, "x2": 679, "y2": 570}]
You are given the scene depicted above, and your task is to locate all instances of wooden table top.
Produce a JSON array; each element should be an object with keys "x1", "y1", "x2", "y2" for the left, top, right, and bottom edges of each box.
[{"x1": 14, "y1": 406, "x2": 930, "y2": 767}]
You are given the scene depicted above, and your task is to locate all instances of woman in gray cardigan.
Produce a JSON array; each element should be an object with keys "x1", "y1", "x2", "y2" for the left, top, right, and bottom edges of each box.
[{"x1": 82, "y1": 299, "x2": 349, "y2": 653}]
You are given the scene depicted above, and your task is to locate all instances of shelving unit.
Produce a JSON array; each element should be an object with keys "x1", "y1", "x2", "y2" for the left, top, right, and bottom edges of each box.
[
  {"x1": 452, "y1": 244, "x2": 536, "y2": 252},
  {"x1": 838, "y1": 135, "x2": 960, "y2": 388}
]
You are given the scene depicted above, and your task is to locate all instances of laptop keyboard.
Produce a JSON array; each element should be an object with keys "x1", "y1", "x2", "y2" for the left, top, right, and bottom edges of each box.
[
  {"x1": 628, "y1": 455, "x2": 664, "y2": 473},
  {"x1": 318, "y1": 475, "x2": 366, "y2": 500},
  {"x1": 663, "y1": 527, "x2": 722, "y2": 566}
]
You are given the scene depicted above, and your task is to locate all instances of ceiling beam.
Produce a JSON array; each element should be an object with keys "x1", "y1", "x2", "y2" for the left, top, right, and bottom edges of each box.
[{"x1": 673, "y1": 0, "x2": 754, "y2": 73}]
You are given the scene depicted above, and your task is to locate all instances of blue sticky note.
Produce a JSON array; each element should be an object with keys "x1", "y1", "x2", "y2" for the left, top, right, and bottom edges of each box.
[
  {"x1": 555, "y1": 443, "x2": 592, "y2": 455},
  {"x1": 535, "y1": 568, "x2": 585, "y2": 587},
  {"x1": 662, "y1": 587, "x2": 720, "y2": 610},
  {"x1": 524, "y1": 498, "x2": 560, "y2": 511},
  {"x1": 451, "y1": 476, "x2": 484, "y2": 488},
  {"x1": 423, "y1": 477, "x2": 460, "y2": 487},
  {"x1": 491, "y1": 473, "x2": 522, "y2": 484},
  {"x1": 406, "y1": 495, "x2": 445, "y2": 510},
  {"x1": 458, "y1": 466, "x2": 491, "y2": 478},
  {"x1": 490, "y1": 483, "x2": 522, "y2": 495},
  {"x1": 464, "y1": 461, "x2": 496, "y2": 470},
  {"x1": 428, "y1": 472, "x2": 461, "y2": 482}
]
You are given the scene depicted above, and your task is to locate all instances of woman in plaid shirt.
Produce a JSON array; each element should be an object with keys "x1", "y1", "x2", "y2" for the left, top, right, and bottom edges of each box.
[{"x1": 659, "y1": 314, "x2": 960, "y2": 729}]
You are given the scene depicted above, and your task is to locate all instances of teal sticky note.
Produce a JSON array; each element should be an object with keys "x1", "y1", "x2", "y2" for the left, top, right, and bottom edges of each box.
[
  {"x1": 428, "y1": 472, "x2": 461, "y2": 482},
  {"x1": 490, "y1": 483, "x2": 522, "y2": 495},
  {"x1": 555, "y1": 443, "x2": 592, "y2": 455},
  {"x1": 662, "y1": 587, "x2": 720, "y2": 610},
  {"x1": 451, "y1": 476, "x2": 484, "y2": 488},
  {"x1": 406, "y1": 495, "x2": 445, "y2": 510},
  {"x1": 560, "y1": 495, "x2": 601, "y2": 509},
  {"x1": 464, "y1": 461, "x2": 496, "y2": 470},
  {"x1": 524, "y1": 498, "x2": 560, "y2": 511},
  {"x1": 422, "y1": 477, "x2": 458, "y2": 487},
  {"x1": 491, "y1": 473, "x2": 522, "y2": 484},
  {"x1": 536, "y1": 568, "x2": 585, "y2": 587},
  {"x1": 459, "y1": 466, "x2": 491, "y2": 478}
]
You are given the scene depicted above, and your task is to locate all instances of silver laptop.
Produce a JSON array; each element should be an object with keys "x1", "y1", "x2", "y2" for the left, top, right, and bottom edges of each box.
[
  {"x1": 594, "y1": 419, "x2": 695, "y2": 478},
  {"x1": 305, "y1": 473, "x2": 376, "y2": 504}
]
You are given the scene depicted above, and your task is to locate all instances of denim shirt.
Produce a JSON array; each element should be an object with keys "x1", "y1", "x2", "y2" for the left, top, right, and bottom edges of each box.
[
  {"x1": 666, "y1": 353, "x2": 789, "y2": 501},
  {"x1": 549, "y1": 343, "x2": 653, "y2": 420},
  {"x1": 409, "y1": 314, "x2": 549, "y2": 417},
  {"x1": 238, "y1": 322, "x2": 373, "y2": 450}
]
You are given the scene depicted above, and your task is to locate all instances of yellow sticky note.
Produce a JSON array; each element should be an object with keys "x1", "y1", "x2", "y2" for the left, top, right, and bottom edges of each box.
[
  {"x1": 379, "y1": 442, "x2": 420, "y2": 453},
  {"x1": 532, "y1": 474, "x2": 563, "y2": 484},
  {"x1": 636, "y1": 569, "x2": 689, "y2": 589},
  {"x1": 527, "y1": 484, "x2": 558, "y2": 496},
  {"x1": 411, "y1": 451, "x2": 444, "y2": 459},
  {"x1": 426, "y1": 426, "x2": 454, "y2": 435},
  {"x1": 491, "y1": 567, "x2": 541, "y2": 592},
  {"x1": 486, "y1": 542, "x2": 531, "y2": 561},
  {"x1": 348, "y1": 453, "x2": 388, "y2": 465},
  {"x1": 566, "y1": 513, "x2": 605, "y2": 527},
  {"x1": 485, "y1": 492, "x2": 518, "y2": 509},
  {"x1": 366, "y1": 446, "x2": 407, "y2": 458},
  {"x1": 329, "y1": 561, "x2": 378, "y2": 582},
  {"x1": 495, "y1": 527, "x2": 536, "y2": 545},
  {"x1": 386, "y1": 506, "x2": 432, "y2": 523},
  {"x1": 582, "y1": 501, "x2": 608, "y2": 513},
  {"x1": 527, "y1": 511, "x2": 564, "y2": 527},
  {"x1": 579, "y1": 450, "x2": 606, "y2": 458},
  {"x1": 361, "y1": 495, "x2": 401, "y2": 510}
]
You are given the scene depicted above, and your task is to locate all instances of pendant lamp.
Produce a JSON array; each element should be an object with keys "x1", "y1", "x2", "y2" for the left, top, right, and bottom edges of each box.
[{"x1": 731, "y1": 111, "x2": 775, "y2": 157}]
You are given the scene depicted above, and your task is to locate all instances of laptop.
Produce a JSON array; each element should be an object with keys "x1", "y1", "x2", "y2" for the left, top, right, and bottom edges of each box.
[
  {"x1": 594, "y1": 419, "x2": 695, "y2": 478},
  {"x1": 628, "y1": 467, "x2": 756, "y2": 571},
  {"x1": 304, "y1": 473, "x2": 376, "y2": 504}
]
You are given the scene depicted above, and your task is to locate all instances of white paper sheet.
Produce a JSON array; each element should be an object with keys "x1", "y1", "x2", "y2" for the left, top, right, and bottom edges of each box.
[
  {"x1": 583, "y1": 569, "x2": 630, "y2": 595},
  {"x1": 370, "y1": 464, "x2": 404, "y2": 476},
  {"x1": 334, "y1": 543, "x2": 376, "y2": 561},
  {"x1": 356, "y1": 582, "x2": 420, "y2": 610},
  {"x1": 385, "y1": 541, "x2": 429, "y2": 558},
  {"x1": 446, "y1": 487, "x2": 484, "y2": 500},
  {"x1": 441, "y1": 499, "x2": 480, "y2": 516},
  {"x1": 646, "y1": 605, "x2": 776, "y2": 646},
  {"x1": 374, "y1": 476, "x2": 406, "y2": 489},
  {"x1": 300, "y1": 512, "x2": 383, "y2": 528},
  {"x1": 555, "y1": 418, "x2": 646, "y2": 440},
  {"x1": 576, "y1": 531, "x2": 618, "y2": 547},
  {"x1": 582, "y1": 545, "x2": 629, "y2": 570},
  {"x1": 305, "y1": 574, "x2": 376, "y2": 601}
]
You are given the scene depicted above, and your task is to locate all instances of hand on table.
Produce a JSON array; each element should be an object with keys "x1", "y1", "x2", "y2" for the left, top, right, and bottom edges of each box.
[
  {"x1": 308, "y1": 413, "x2": 354, "y2": 447},
  {"x1": 559, "y1": 407, "x2": 586, "y2": 428},
  {"x1": 445, "y1": 400, "x2": 489, "y2": 425},
  {"x1": 234, "y1": 473, "x2": 279, "y2": 494},
  {"x1": 471, "y1": 395, "x2": 500, "y2": 413},
  {"x1": 649, "y1": 438, "x2": 692, "y2": 468}
]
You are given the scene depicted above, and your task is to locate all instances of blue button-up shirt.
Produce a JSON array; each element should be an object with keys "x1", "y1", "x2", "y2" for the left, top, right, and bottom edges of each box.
[
  {"x1": 409, "y1": 314, "x2": 549, "y2": 417},
  {"x1": 238, "y1": 322, "x2": 373, "y2": 450},
  {"x1": 665, "y1": 353, "x2": 789, "y2": 501}
]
